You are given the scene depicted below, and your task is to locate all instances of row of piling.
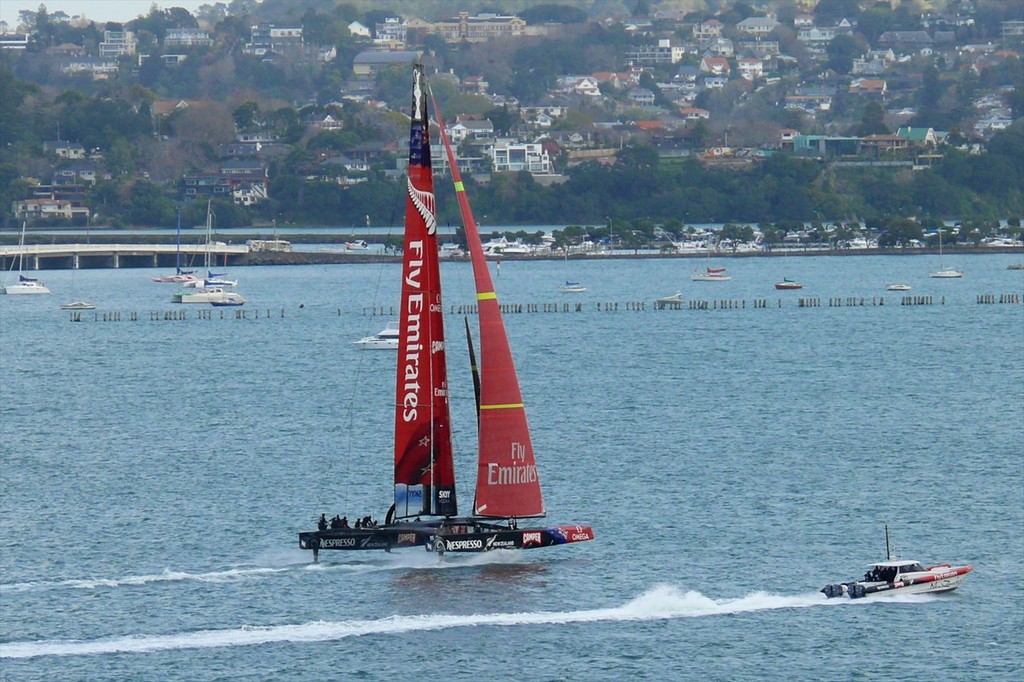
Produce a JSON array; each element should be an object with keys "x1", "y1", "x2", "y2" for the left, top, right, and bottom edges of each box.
[{"x1": 69, "y1": 293, "x2": 1021, "y2": 322}]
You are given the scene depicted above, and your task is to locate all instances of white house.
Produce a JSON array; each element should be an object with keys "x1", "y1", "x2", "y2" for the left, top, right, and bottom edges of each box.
[{"x1": 491, "y1": 141, "x2": 553, "y2": 174}]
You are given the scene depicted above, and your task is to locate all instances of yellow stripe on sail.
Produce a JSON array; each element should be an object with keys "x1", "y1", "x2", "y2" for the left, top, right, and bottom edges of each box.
[
  {"x1": 454, "y1": 181, "x2": 464, "y2": 192},
  {"x1": 477, "y1": 292, "x2": 497, "y2": 301},
  {"x1": 480, "y1": 403, "x2": 524, "y2": 410}
]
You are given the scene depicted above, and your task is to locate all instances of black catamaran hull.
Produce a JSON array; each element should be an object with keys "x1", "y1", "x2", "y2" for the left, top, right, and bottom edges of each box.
[{"x1": 299, "y1": 522, "x2": 594, "y2": 559}]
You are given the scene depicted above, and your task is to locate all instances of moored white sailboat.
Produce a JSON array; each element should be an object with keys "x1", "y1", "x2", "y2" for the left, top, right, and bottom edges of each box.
[
  {"x1": 298, "y1": 65, "x2": 594, "y2": 559},
  {"x1": 2, "y1": 222, "x2": 50, "y2": 295},
  {"x1": 930, "y1": 228, "x2": 963, "y2": 278}
]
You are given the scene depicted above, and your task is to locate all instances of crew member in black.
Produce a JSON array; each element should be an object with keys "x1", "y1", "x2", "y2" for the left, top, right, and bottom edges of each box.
[{"x1": 318, "y1": 514, "x2": 327, "y2": 531}]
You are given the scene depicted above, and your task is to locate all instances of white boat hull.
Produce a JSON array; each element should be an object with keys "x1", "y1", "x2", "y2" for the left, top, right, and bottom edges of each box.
[
  {"x1": 823, "y1": 564, "x2": 972, "y2": 599},
  {"x1": 2, "y1": 282, "x2": 50, "y2": 295},
  {"x1": 172, "y1": 287, "x2": 245, "y2": 305},
  {"x1": 930, "y1": 270, "x2": 963, "y2": 278}
]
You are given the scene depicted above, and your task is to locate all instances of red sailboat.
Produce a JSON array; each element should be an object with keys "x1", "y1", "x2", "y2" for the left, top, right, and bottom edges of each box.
[{"x1": 299, "y1": 65, "x2": 593, "y2": 559}]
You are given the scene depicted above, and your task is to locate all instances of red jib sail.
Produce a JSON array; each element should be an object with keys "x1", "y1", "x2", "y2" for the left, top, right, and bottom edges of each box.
[
  {"x1": 393, "y1": 65, "x2": 457, "y2": 519},
  {"x1": 432, "y1": 95, "x2": 545, "y2": 519}
]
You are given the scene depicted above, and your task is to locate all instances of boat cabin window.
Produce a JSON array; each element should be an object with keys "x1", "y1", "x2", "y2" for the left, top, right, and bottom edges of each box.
[
  {"x1": 903, "y1": 563, "x2": 925, "y2": 573},
  {"x1": 873, "y1": 566, "x2": 899, "y2": 582}
]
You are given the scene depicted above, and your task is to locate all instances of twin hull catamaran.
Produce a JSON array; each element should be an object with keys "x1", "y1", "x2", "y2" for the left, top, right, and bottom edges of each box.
[{"x1": 299, "y1": 65, "x2": 594, "y2": 559}]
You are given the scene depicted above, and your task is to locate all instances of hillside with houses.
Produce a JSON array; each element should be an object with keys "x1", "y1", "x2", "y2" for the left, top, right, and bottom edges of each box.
[{"x1": 0, "y1": 0, "x2": 1021, "y2": 241}]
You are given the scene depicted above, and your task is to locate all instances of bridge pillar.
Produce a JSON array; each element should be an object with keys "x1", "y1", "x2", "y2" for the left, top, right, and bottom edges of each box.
[
  {"x1": 153, "y1": 253, "x2": 159, "y2": 267},
  {"x1": 114, "y1": 252, "x2": 119, "y2": 268},
  {"x1": 74, "y1": 253, "x2": 80, "y2": 269}
]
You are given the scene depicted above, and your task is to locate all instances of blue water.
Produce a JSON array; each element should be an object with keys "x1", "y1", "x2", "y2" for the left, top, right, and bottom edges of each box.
[{"x1": 1, "y1": 254, "x2": 1022, "y2": 680}]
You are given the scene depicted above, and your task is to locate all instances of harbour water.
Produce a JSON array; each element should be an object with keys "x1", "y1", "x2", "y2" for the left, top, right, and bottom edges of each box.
[{"x1": 1, "y1": 254, "x2": 1022, "y2": 680}]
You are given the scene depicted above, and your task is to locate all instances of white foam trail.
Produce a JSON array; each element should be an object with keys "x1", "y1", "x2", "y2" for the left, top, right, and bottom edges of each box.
[
  {"x1": 0, "y1": 566, "x2": 295, "y2": 593},
  {"x1": 0, "y1": 585, "x2": 839, "y2": 660},
  {"x1": 0, "y1": 551, "x2": 529, "y2": 594}
]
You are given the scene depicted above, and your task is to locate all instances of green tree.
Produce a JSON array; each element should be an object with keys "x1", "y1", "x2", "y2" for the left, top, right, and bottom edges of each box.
[{"x1": 854, "y1": 101, "x2": 888, "y2": 136}]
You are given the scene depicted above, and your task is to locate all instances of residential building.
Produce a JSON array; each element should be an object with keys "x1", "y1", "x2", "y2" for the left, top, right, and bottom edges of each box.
[
  {"x1": 428, "y1": 12, "x2": 526, "y2": 44},
  {"x1": 491, "y1": 141, "x2": 552, "y2": 174},
  {"x1": 699, "y1": 56, "x2": 730, "y2": 75},
  {"x1": 12, "y1": 198, "x2": 89, "y2": 221},
  {"x1": 679, "y1": 107, "x2": 710, "y2": 120},
  {"x1": 737, "y1": 58, "x2": 764, "y2": 80},
  {"x1": 449, "y1": 119, "x2": 494, "y2": 143},
  {"x1": 556, "y1": 76, "x2": 602, "y2": 97},
  {"x1": 627, "y1": 88, "x2": 656, "y2": 107},
  {"x1": 43, "y1": 141, "x2": 86, "y2": 159},
  {"x1": 374, "y1": 17, "x2": 405, "y2": 46},
  {"x1": 61, "y1": 58, "x2": 119, "y2": 78},
  {"x1": 352, "y1": 50, "x2": 421, "y2": 77},
  {"x1": 0, "y1": 33, "x2": 29, "y2": 50},
  {"x1": 627, "y1": 39, "x2": 685, "y2": 65},
  {"x1": 736, "y1": 15, "x2": 780, "y2": 37},
  {"x1": 99, "y1": 30, "x2": 136, "y2": 57},
  {"x1": 244, "y1": 24, "x2": 303, "y2": 56},
  {"x1": 164, "y1": 28, "x2": 212, "y2": 47},
  {"x1": 693, "y1": 19, "x2": 722, "y2": 42},
  {"x1": 849, "y1": 78, "x2": 887, "y2": 98},
  {"x1": 798, "y1": 27, "x2": 835, "y2": 44}
]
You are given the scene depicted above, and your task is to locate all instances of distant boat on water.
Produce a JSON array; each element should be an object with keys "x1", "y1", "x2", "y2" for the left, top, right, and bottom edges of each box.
[
  {"x1": 2, "y1": 222, "x2": 51, "y2": 295},
  {"x1": 775, "y1": 278, "x2": 802, "y2": 290},
  {"x1": 692, "y1": 267, "x2": 731, "y2": 282}
]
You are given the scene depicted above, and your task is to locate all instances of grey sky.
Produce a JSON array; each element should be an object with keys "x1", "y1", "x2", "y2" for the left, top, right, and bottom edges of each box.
[{"x1": 2, "y1": 1, "x2": 210, "y2": 31}]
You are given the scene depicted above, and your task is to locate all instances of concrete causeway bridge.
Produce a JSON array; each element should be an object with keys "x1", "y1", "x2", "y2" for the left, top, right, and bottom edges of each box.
[{"x1": 0, "y1": 243, "x2": 250, "y2": 271}]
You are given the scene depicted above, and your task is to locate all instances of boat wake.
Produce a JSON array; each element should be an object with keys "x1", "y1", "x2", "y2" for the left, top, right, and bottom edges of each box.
[
  {"x1": 0, "y1": 566, "x2": 297, "y2": 593},
  {"x1": 0, "y1": 584, "x2": 927, "y2": 659},
  {"x1": 0, "y1": 551, "x2": 532, "y2": 595}
]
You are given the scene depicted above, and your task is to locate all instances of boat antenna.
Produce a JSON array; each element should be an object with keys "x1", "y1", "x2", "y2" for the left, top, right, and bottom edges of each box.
[{"x1": 885, "y1": 524, "x2": 893, "y2": 561}]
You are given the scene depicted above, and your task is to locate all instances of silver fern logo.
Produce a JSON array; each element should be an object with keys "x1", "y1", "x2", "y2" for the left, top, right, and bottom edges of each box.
[{"x1": 408, "y1": 177, "x2": 436, "y2": 235}]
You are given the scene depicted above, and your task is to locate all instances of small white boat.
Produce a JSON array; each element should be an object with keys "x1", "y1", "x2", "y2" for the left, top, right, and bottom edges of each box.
[
  {"x1": 354, "y1": 321, "x2": 399, "y2": 349},
  {"x1": 692, "y1": 267, "x2": 731, "y2": 282},
  {"x1": 172, "y1": 286, "x2": 245, "y2": 305},
  {"x1": 152, "y1": 271, "x2": 198, "y2": 284},
  {"x1": 886, "y1": 283, "x2": 911, "y2": 291},
  {"x1": 821, "y1": 527, "x2": 972, "y2": 599},
  {"x1": 656, "y1": 293, "x2": 684, "y2": 304},
  {"x1": 346, "y1": 240, "x2": 369, "y2": 251},
  {"x1": 559, "y1": 280, "x2": 586, "y2": 293},
  {"x1": 61, "y1": 301, "x2": 96, "y2": 310}
]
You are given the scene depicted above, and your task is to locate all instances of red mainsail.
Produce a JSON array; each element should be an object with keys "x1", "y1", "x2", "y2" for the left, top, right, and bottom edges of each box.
[
  {"x1": 393, "y1": 65, "x2": 457, "y2": 519},
  {"x1": 432, "y1": 96, "x2": 546, "y2": 519}
]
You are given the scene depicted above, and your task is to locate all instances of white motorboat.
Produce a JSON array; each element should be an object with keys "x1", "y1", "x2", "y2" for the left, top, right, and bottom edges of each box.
[
  {"x1": 354, "y1": 321, "x2": 399, "y2": 349},
  {"x1": 886, "y1": 283, "x2": 911, "y2": 291},
  {"x1": 3, "y1": 222, "x2": 50, "y2": 295},
  {"x1": 172, "y1": 286, "x2": 245, "y2": 305},
  {"x1": 821, "y1": 527, "x2": 972, "y2": 599},
  {"x1": 656, "y1": 293, "x2": 684, "y2": 304},
  {"x1": 559, "y1": 280, "x2": 586, "y2": 293},
  {"x1": 346, "y1": 240, "x2": 369, "y2": 250},
  {"x1": 60, "y1": 301, "x2": 96, "y2": 310}
]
